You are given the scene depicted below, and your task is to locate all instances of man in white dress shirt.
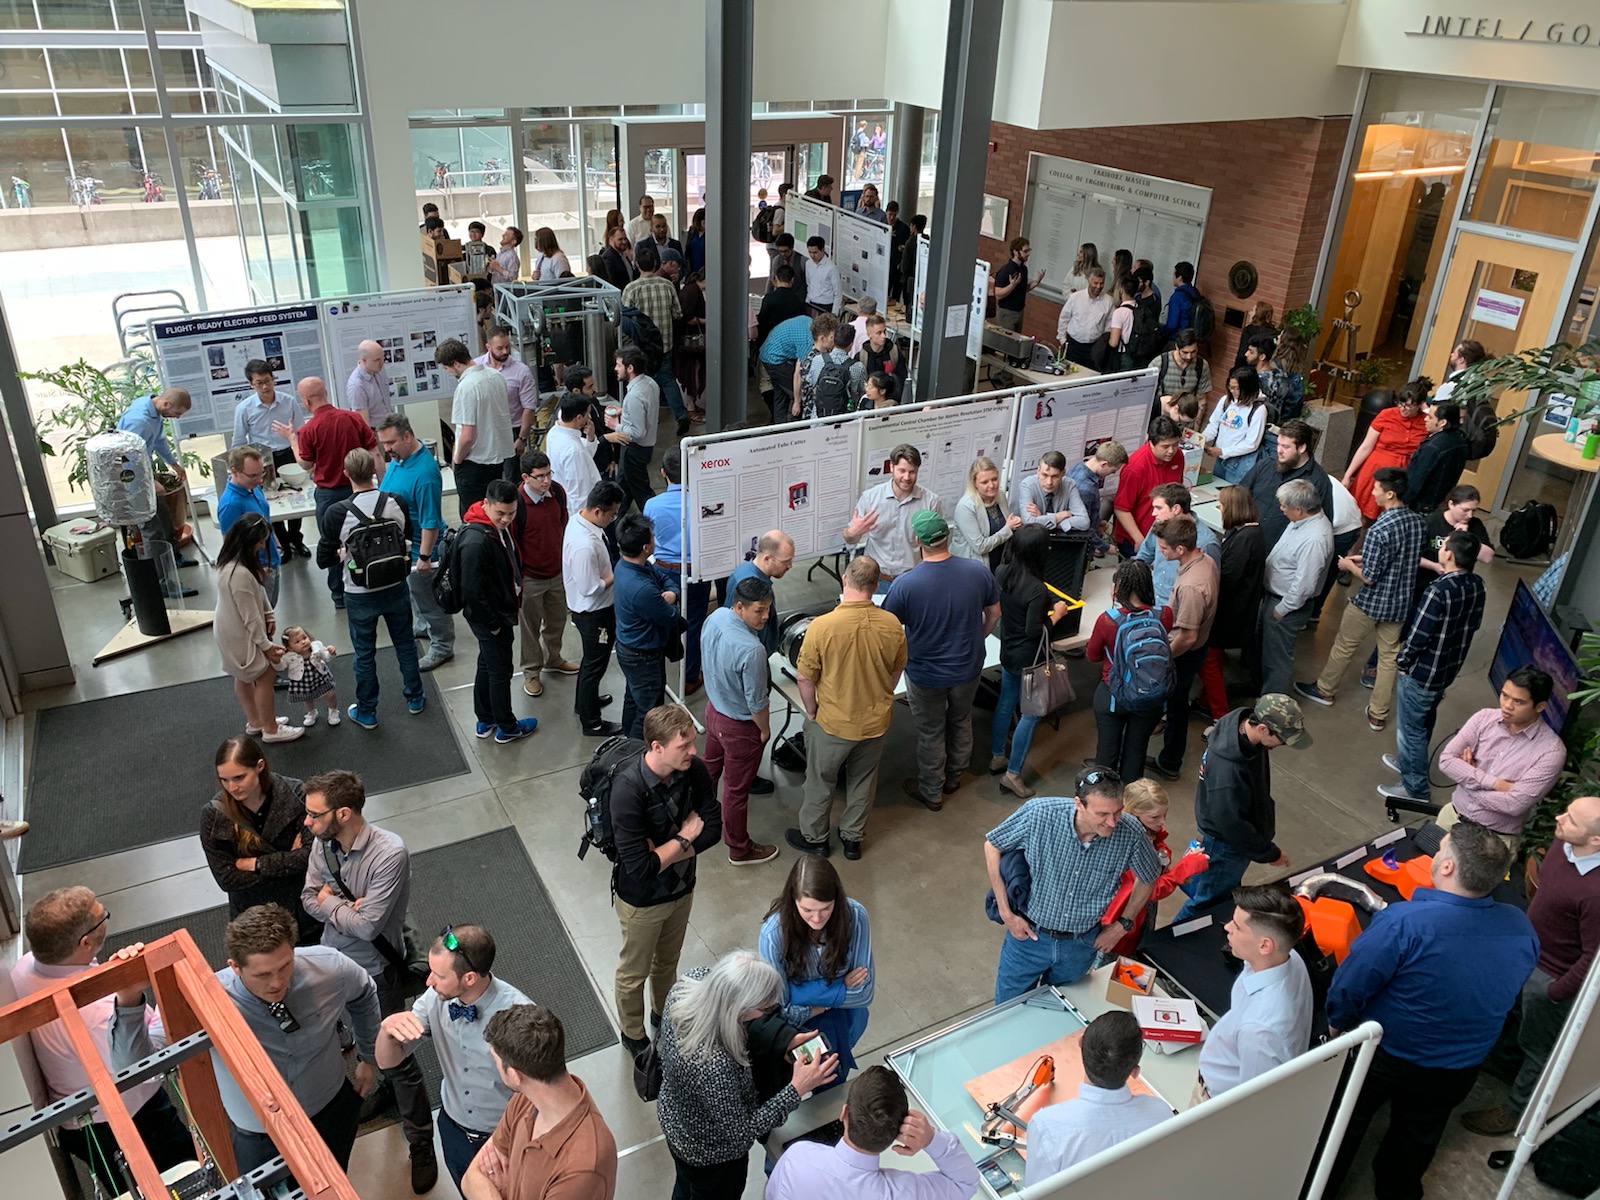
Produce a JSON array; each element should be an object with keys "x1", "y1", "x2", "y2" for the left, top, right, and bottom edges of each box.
[
  {"x1": 545, "y1": 393, "x2": 603, "y2": 503},
  {"x1": 1026, "y1": 1011, "x2": 1173, "y2": 1184},
  {"x1": 1195, "y1": 883, "x2": 1314, "y2": 1100},
  {"x1": 564, "y1": 480, "x2": 626, "y2": 737},
  {"x1": 804, "y1": 235, "x2": 842, "y2": 315},
  {"x1": 235, "y1": 358, "x2": 308, "y2": 556},
  {"x1": 1057, "y1": 267, "x2": 1115, "y2": 367}
]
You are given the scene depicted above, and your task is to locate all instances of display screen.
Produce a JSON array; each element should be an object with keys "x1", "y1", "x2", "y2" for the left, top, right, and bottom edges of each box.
[{"x1": 1489, "y1": 579, "x2": 1581, "y2": 736}]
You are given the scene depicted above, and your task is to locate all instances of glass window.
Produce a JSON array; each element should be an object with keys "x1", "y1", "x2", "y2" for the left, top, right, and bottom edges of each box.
[
  {"x1": 160, "y1": 50, "x2": 200, "y2": 89},
  {"x1": 58, "y1": 93, "x2": 132, "y2": 117},
  {"x1": 0, "y1": 93, "x2": 54, "y2": 116},
  {"x1": 521, "y1": 107, "x2": 568, "y2": 119},
  {"x1": 302, "y1": 204, "x2": 373, "y2": 297},
  {"x1": 1320, "y1": 73, "x2": 1486, "y2": 374},
  {"x1": 522, "y1": 122, "x2": 577, "y2": 258},
  {"x1": 642, "y1": 148, "x2": 676, "y2": 234},
  {"x1": 410, "y1": 125, "x2": 462, "y2": 195},
  {"x1": 49, "y1": 48, "x2": 127, "y2": 89},
  {"x1": 125, "y1": 48, "x2": 154, "y2": 89},
  {"x1": 41, "y1": 1, "x2": 116, "y2": 30},
  {"x1": 0, "y1": 2, "x2": 38, "y2": 30},
  {"x1": 918, "y1": 112, "x2": 939, "y2": 222},
  {"x1": 0, "y1": 48, "x2": 51, "y2": 90},
  {"x1": 1466, "y1": 86, "x2": 1600, "y2": 240},
  {"x1": 572, "y1": 105, "x2": 619, "y2": 118},
  {"x1": 114, "y1": 0, "x2": 190, "y2": 29},
  {"x1": 290, "y1": 123, "x2": 361, "y2": 202},
  {"x1": 843, "y1": 112, "x2": 890, "y2": 192},
  {"x1": 0, "y1": 126, "x2": 69, "y2": 206},
  {"x1": 582, "y1": 121, "x2": 618, "y2": 255}
]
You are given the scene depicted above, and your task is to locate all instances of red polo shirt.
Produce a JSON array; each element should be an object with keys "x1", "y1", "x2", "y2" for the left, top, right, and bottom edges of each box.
[
  {"x1": 1114, "y1": 441, "x2": 1185, "y2": 538},
  {"x1": 297, "y1": 405, "x2": 377, "y2": 489}
]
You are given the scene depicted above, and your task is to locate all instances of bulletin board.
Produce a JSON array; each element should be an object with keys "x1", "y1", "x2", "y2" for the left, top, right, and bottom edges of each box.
[
  {"x1": 151, "y1": 303, "x2": 327, "y2": 439},
  {"x1": 322, "y1": 285, "x2": 477, "y2": 411},
  {"x1": 1021, "y1": 154, "x2": 1210, "y2": 305}
]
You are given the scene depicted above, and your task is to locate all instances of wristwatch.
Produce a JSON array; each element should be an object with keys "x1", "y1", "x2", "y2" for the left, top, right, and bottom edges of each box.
[
  {"x1": 674, "y1": 835, "x2": 692, "y2": 854},
  {"x1": 1114, "y1": 916, "x2": 1135, "y2": 931}
]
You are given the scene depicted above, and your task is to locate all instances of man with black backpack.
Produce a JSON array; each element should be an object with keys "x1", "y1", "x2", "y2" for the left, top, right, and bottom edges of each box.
[
  {"x1": 607, "y1": 703, "x2": 722, "y2": 1058},
  {"x1": 459, "y1": 480, "x2": 539, "y2": 746},
  {"x1": 324, "y1": 447, "x2": 425, "y2": 730}
]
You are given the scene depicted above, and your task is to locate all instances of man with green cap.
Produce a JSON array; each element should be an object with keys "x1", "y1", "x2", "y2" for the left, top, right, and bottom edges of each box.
[
  {"x1": 1173, "y1": 693, "x2": 1309, "y2": 921},
  {"x1": 883, "y1": 509, "x2": 1000, "y2": 811}
]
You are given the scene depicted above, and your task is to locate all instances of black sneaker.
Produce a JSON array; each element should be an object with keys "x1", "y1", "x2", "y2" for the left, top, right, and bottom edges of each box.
[
  {"x1": 785, "y1": 827, "x2": 831, "y2": 857},
  {"x1": 841, "y1": 838, "x2": 862, "y2": 860},
  {"x1": 409, "y1": 1142, "x2": 438, "y2": 1195},
  {"x1": 583, "y1": 720, "x2": 623, "y2": 737},
  {"x1": 621, "y1": 1032, "x2": 650, "y2": 1058},
  {"x1": 1144, "y1": 757, "x2": 1181, "y2": 781},
  {"x1": 749, "y1": 775, "x2": 775, "y2": 795}
]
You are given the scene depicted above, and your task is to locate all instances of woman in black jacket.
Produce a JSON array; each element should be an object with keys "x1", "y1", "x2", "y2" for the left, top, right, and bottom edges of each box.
[
  {"x1": 1199, "y1": 486, "x2": 1265, "y2": 721},
  {"x1": 199, "y1": 735, "x2": 321, "y2": 944},
  {"x1": 1404, "y1": 401, "x2": 1470, "y2": 513},
  {"x1": 458, "y1": 480, "x2": 536, "y2": 743},
  {"x1": 988, "y1": 525, "x2": 1074, "y2": 800}
]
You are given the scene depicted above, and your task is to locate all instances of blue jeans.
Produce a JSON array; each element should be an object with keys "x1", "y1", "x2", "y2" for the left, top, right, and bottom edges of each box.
[
  {"x1": 343, "y1": 586, "x2": 424, "y2": 718},
  {"x1": 615, "y1": 643, "x2": 666, "y2": 738},
  {"x1": 1394, "y1": 672, "x2": 1441, "y2": 800},
  {"x1": 438, "y1": 1108, "x2": 493, "y2": 1194},
  {"x1": 991, "y1": 667, "x2": 1043, "y2": 776},
  {"x1": 1210, "y1": 450, "x2": 1258, "y2": 483},
  {"x1": 655, "y1": 365, "x2": 688, "y2": 421},
  {"x1": 995, "y1": 927, "x2": 1100, "y2": 1004},
  {"x1": 1174, "y1": 833, "x2": 1254, "y2": 923},
  {"x1": 314, "y1": 484, "x2": 352, "y2": 603},
  {"x1": 1312, "y1": 528, "x2": 1361, "y2": 619}
]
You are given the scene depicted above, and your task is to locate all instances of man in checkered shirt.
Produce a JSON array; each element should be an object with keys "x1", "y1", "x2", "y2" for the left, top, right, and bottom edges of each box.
[{"x1": 985, "y1": 766, "x2": 1162, "y2": 1003}]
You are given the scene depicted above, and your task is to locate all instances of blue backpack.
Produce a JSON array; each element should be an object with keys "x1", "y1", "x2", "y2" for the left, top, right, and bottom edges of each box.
[{"x1": 1108, "y1": 607, "x2": 1174, "y2": 712}]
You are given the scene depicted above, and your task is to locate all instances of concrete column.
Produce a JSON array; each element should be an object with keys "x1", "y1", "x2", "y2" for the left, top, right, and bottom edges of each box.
[
  {"x1": 919, "y1": 0, "x2": 1002, "y2": 402},
  {"x1": 705, "y1": 0, "x2": 754, "y2": 430},
  {"x1": 890, "y1": 103, "x2": 925, "y2": 217}
]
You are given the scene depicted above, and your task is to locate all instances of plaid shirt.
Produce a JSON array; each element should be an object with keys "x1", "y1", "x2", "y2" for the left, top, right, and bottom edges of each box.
[
  {"x1": 1353, "y1": 506, "x2": 1426, "y2": 624},
  {"x1": 987, "y1": 798, "x2": 1161, "y2": 934},
  {"x1": 621, "y1": 273, "x2": 680, "y2": 352},
  {"x1": 1396, "y1": 570, "x2": 1487, "y2": 690}
]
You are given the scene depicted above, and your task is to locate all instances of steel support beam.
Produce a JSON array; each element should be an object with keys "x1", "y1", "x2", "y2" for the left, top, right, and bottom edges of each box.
[
  {"x1": 890, "y1": 103, "x2": 925, "y2": 218},
  {"x1": 705, "y1": 0, "x2": 754, "y2": 429},
  {"x1": 919, "y1": 0, "x2": 1002, "y2": 402}
]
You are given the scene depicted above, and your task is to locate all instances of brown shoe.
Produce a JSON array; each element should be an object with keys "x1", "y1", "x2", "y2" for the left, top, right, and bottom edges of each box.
[
  {"x1": 0, "y1": 819, "x2": 28, "y2": 840},
  {"x1": 999, "y1": 772, "x2": 1035, "y2": 799},
  {"x1": 523, "y1": 676, "x2": 544, "y2": 697},
  {"x1": 729, "y1": 842, "x2": 779, "y2": 866},
  {"x1": 1461, "y1": 1106, "x2": 1517, "y2": 1137},
  {"x1": 547, "y1": 660, "x2": 581, "y2": 675},
  {"x1": 902, "y1": 777, "x2": 942, "y2": 812}
]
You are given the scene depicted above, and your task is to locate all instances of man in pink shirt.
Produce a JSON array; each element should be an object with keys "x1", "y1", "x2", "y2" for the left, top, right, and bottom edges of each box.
[
  {"x1": 1437, "y1": 666, "x2": 1566, "y2": 853},
  {"x1": 9, "y1": 887, "x2": 194, "y2": 1190}
]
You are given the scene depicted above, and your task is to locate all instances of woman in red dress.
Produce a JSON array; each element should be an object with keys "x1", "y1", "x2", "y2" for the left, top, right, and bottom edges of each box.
[{"x1": 1343, "y1": 377, "x2": 1433, "y2": 521}]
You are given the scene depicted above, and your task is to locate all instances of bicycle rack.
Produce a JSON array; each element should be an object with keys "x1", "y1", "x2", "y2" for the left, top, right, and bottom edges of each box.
[{"x1": 113, "y1": 289, "x2": 190, "y2": 360}]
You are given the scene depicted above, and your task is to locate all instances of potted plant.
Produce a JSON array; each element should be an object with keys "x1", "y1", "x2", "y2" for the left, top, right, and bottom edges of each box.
[
  {"x1": 1447, "y1": 337, "x2": 1600, "y2": 433},
  {"x1": 1282, "y1": 303, "x2": 1321, "y2": 344}
]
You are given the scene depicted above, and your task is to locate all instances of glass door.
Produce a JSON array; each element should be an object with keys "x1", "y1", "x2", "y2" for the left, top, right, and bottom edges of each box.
[{"x1": 1418, "y1": 231, "x2": 1572, "y2": 507}]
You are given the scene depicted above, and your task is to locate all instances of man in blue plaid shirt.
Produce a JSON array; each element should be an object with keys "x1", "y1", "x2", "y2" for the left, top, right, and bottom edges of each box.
[
  {"x1": 985, "y1": 767, "x2": 1161, "y2": 1003},
  {"x1": 1296, "y1": 466, "x2": 1426, "y2": 732},
  {"x1": 1379, "y1": 531, "x2": 1487, "y2": 805}
]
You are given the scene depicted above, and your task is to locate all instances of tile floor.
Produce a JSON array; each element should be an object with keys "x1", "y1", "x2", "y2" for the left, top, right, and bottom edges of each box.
[{"x1": 0, "y1": 415, "x2": 1568, "y2": 1200}]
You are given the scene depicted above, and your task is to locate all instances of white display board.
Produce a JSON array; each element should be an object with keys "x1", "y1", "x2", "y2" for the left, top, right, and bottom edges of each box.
[
  {"x1": 785, "y1": 194, "x2": 835, "y2": 258},
  {"x1": 858, "y1": 394, "x2": 1015, "y2": 509},
  {"x1": 1009, "y1": 371, "x2": 1157, "y2": 511},
  {"x1": 323, "y1": 286, "x2": 477, "y2": 411},
  {"x1": 910, "y1": 235, "x2": 987, "y2": 364},
  {"x1": 1022, "y1": 154, "x2": 1210, "y2": 304},
  {"x1": 831, "y1": 207, "x2": 892, "y2": 308},
  {"x1": 683, "y1": 417, "x2": 863, "y2": 582},
  {"x1": 151, "y1": 302, "x2": 326, "y2": 439}
]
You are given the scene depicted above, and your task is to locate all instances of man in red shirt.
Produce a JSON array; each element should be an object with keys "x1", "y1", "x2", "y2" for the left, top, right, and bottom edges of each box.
[
  {"x1": 1113, "y1": 415, "x2": 1185, "y2": 554},
  {"x1": 275, "y1": 376, "x2": 378, "y2": 609},
  {"x1": 512, "y1": 449, "x2": 580, "y2": 697}
]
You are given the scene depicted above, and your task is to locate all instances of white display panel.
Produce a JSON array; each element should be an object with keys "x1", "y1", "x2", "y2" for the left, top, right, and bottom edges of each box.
[
  {"x1": 322, "y1": 286, "x2": 478, "y2": 411},
  {"x1": 151, "y1": 303, "x2": 326, "y2": 439},
  {"x1": 683, "y1": 417, "x2": 863, "y2": 582},
  {"x1": 910, "y1": 235, "x2": 987, "y2": 366},
  {"x1": 858, "y1": 394, "x2": 1016, "y2": 510},
  {"x1": 831, "y1": 207, "x2": 893, "y2": 307},
  {"x1": 1009, "y1": 371, "x2": 1157, "y2": 510},
  {"x1": 784, "y1": 194, "x2": 835, "y2": 259}
]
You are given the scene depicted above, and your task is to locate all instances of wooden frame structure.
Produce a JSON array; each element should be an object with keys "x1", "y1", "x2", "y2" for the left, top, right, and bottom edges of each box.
[{"x1": 0, "y1": 930, "x2": 359, "y2": 1200}]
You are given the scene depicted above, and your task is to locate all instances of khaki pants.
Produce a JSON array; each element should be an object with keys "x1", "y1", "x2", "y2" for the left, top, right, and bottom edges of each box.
[
  {"x1": 1436, "y1": 802, "x2": 1523, "y2": 858},
  {"x1": 1315, "y1": 603, "x2": 1402, "y2": 721},
  {"x1": 518, "y1": 574, "x2": 569, "y2": 676},
  {"x1": 799, "y1": 722, "x2": 886, "y2": 844},
  {"x1": 1189, "y1": 1076, "x2": 1211, "y2": 1108},
  {"x1": 614, "y1": 893, "x2": 693, "y2": 1040}
]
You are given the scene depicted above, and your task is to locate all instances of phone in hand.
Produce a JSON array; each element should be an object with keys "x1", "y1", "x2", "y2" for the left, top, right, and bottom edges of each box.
[{"x1": 791, "y1": 1032, "x2": 829, "y2": 1065}]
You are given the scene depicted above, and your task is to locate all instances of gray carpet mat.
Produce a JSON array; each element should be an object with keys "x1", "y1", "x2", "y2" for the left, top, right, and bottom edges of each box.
[
  {"x1": 21, "y1": 649, "x2": 468, "y2": 873},
  {"x1": 110, "y1": 827, "x2": 616, "y2": 1128}
]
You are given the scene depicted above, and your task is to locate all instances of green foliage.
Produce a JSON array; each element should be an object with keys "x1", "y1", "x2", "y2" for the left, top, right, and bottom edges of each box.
[
  {"x1": 23, "y1": 357, "x2": 207, "y2": 493},
  {"x1": 1446, "y1": 337, "x2": 1600, "y2": 430},
  {"x1": 1282, "y1": 303, "x2": 1321, "y2": 343},
  {"x1": 1523, "y1": 627, "x2": 1600, "y2": 860},
  {"x1": 1354, "y1": 357, "x2": 1401, "y2": 388}
]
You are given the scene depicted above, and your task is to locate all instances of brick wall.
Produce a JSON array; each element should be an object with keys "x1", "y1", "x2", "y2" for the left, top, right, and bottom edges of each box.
[{"x1": 977, "y1": 116, "x2": 1351, "y2": 390}]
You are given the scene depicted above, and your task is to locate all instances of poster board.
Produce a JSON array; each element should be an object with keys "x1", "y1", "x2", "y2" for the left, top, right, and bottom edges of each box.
[
  {"x1": 858, "y1": 394, "x2": 1015, "y2": 508},
  {"x1": 151, "y1": 302, "x2": 326, "y2": 439},
  {"x1": 323, "y1": 286, "x2": 477, "y2": 411},
  {"x1": 831, "y1": 206, "x2": 892, "y2": 308},
  {"x1": 785, "y1": 193, "x2": 835, "y2": 258},
  {"x1": 682, "y1": 417, "x2": 863, "y2": 583},
  {"x1": 1021, "y1": 154, "x2": 1210, "y2": 304},
  {"x1": 1009, "y1": 371, "x2": 1157, "y2": 510},
  {"x1": 910, "y1": 235, "x2": 987, "y2": 363}
]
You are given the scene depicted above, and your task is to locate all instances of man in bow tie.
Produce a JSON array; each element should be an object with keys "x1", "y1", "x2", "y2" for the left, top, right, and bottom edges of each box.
[{"x1": 377, "y1": 923, "x2": 533, "y2": 1193}]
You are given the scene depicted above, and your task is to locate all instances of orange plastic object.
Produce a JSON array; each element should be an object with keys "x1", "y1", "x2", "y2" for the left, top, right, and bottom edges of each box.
[
  {"x1": 1296, "y1": 894, "x2": 1361, "y2": 963},
  {"x1": 1364, "y1": 855, "x2": 1403, "y2": 888},
  {"x1": 1112, "y1": 959, "x2": 1154, "y2": 995},
  {"x1": 1398, "y1": 856, "x2": 1434, "y2": 899}
]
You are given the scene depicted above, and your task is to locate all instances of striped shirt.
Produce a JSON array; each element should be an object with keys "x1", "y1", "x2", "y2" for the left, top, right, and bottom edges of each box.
[
  {"x1": 1439, "y1": 708, "x2": 1567, "y2": 834},
  {"x1": 1352, "y1": 506, "x2": 1426, "y2": 624},
  {"x1": 1396, "y1": 571, "x2": 1486, "y2": 690},
  {"x1": 986, "y1": 800, "x2": 1161, "y2": 934}
]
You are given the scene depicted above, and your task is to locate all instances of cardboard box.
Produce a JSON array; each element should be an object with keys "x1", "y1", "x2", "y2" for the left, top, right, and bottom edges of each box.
[
  {"x1": 1104, "y1": 957, "x2": 1157, "y2": 1010},
  {"x1": 422, "y1": 235, "x2": 463, "y2": 286},
  {"x1": 44, "y1": 520, "x2": 119, "y2": 583},
  {"x1": 1131, "y1": 994, "x2": 1205, "y2": 1044}
]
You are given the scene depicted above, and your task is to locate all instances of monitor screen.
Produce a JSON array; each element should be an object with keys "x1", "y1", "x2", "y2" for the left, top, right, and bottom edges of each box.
[{"x1": 1489, "y1": 579, "x2": 1581, "y2": 736}]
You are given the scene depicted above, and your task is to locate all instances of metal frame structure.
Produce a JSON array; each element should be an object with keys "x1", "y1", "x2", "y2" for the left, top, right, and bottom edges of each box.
[
  {"x1": 0, "y1": 930, "x2": 359, "y2": 1200},
  {"x1": 491, "y1": 277, "x2": 621, "y2": 396}
]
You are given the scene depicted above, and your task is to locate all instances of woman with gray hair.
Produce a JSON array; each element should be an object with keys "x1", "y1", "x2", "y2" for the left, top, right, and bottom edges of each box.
[{"x1": 658, "y1": 950, "x2": 838, "y2": 1198}]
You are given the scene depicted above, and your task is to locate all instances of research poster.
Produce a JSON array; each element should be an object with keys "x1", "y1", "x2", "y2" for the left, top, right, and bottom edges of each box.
[
  {"x1": 831, "y1": 207, "x2": 892, "y2": 308},
  {"x1": 1010, "y1": 372, "x2": 1157, "y2": 510},
  {"x1": 683, "y1": 418, "x2": 863, "y2": 582},
  {"x1": 151, "y1": 303, "x2": 326, "y2": 439},
  {"x1": 324, "y1": 286, "x2": 477, "y2": 411},
  {"x1": 857, "y1": 396, "x2": 1015, "y2": 511},
  {"x1": 910, "y1": 235, "x2": 987, "y2": 363},
  {"x1": 785, "y1": 194, "x2": 835, "y2": 261}
]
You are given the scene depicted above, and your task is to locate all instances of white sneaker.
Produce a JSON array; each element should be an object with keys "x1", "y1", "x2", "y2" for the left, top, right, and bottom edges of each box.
[
  {"x1": 303, "y1": 711, "x2": 318, "y2": 727},
  {"x1": 245, "y1": 717, "x2": 291, "y2": 735},
  {"x1": 260, "y1": 725, "x2": 305, "y2": 744},
  {"x1": 326, "y1": 708, "x2": 341, "y2": 726}
]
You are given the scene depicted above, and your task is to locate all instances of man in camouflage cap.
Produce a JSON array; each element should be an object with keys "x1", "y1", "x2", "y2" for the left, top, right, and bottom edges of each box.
[{"x1": 1174, "y1": 694, "x2": 1309, "y2": 921}]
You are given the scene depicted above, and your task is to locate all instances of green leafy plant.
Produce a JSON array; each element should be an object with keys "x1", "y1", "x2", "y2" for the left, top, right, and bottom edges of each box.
[
  {"x1": 23, "y1": 358, "x2": 207, "y2": 493},
  {"x1": 1282, "y1": 303, "x2": 1321, "y2": 343},
  {"x1": 1447, "y1": 337, "x2": 1600, "y2": 431},
  {"x1": 1521, "y1": 627, "x2": 1600, "y2": 863},
  {"x1": 1353, "y1": 357, "x2": 1401, "y2": 389}
]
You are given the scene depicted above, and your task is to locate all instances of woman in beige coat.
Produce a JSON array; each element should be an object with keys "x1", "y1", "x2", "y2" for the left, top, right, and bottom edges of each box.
[{"x1": 214, "y1": 513, "x2": 302, "y2": 744}]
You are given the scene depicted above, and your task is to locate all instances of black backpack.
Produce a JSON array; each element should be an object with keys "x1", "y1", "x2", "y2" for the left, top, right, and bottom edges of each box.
[
  {"x1": 1500, "y1": 500, "x2": 1558, "y2": 559},
  {"x1": 1126, "y1": 295, "x2": 1165, "y2": 365},
  {"x1": 430, "y1": 524, "x2": 465, "y2": 614},
  {"x1": 812, "y1": 355, "x2": 852, "y2": 417},
  {"x1": 341, "y1": 493, "x2": 409, "y2": 590},
  {"x1": 578, "y1": 735, "x2": 648, "y2": 862},
  {"x1": 1189, "y1": 288, "x2": 1216, "y2": 341},
  {"x1": 1463, "y1": 399, "x2": 1501, "y2": 459},
  {"x1": 750, "y1": 205, "x2": 777, "y2": 243},
  {"x1": 619, "y1": 304, "x2": 665, "y2": 375}
]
